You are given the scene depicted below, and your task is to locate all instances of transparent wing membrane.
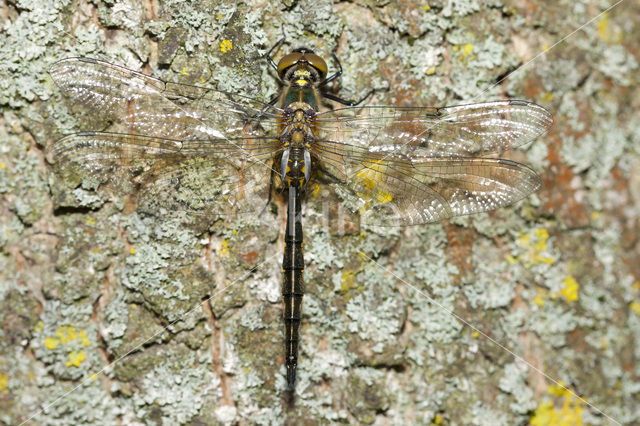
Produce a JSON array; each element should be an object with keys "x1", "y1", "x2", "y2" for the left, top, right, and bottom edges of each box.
[
  {"x1": 316, "y1": 100, "x2": 553, "y2": 158},
  {"x1": 52, "y1": 132, "x2": 281, "y2": 217},
  {"x1": 49, "y1": 57, "x2": 280, "y2": 140},
  {"x1": 137, "y1": 156, "x2": 276, "y2": 218},
  {"x1": 311, "y1": 140, "x2": 542, "y2": 226}
]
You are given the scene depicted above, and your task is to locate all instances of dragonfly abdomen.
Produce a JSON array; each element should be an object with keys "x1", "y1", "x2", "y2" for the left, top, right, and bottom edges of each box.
[{"x1": 282, "y1": 184, "x2": 304, "y2": 389}]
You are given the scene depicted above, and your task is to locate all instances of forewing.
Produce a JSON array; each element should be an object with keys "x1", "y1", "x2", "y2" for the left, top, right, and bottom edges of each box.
[
  {"x1": 49, "y1": 57, "x2": 280, "y2": 140},
  {"x1": 312, "y1": 140, "x2": 541, "y2": 226},
  {"x1": 316, "y1": 100, "x2": 553, "y2": 158},
  {"x1": 52, "y1": 131, "x2": 281, "y2": 217}
]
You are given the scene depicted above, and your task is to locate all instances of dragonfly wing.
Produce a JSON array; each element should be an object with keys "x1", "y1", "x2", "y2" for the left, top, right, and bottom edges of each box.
[
  {"x1": 49, "y1": 57, "x2": 280, "y2": 140},
  {"x1": 316, "y1": 100, "x2": 553, "y2": 158},
  {"x1": 137, "y1": 156, "x2": 276, "y2": 218},
  {"x1": 312, "y1": 140, "x2": 541, "y2": 226},
  {"x1": 52, "y1": 131, "x2": 281, "y2": 217}
]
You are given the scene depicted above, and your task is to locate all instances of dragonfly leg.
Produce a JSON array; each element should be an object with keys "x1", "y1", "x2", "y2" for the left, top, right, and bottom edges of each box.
[
  {"x1": 249, "y1": 95, "x2": 279, "y2": 120},
  {"x1": 266, "y1": 37, "x2": 286, "y2": 72},
  {"x1": 320, "y1": 53, "x2": 386, "y2": 106},
  {"x1": 258, "y1": 159, "x2": 277, "y2": 217},
  {"x1": 322, "y1": 89, "x2": 375, "y2": 107}
]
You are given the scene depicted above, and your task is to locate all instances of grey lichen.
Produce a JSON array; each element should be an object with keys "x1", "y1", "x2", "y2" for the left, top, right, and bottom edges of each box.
[{"x1": 1, "y1": 0, "x2": 639, "y2": 424}]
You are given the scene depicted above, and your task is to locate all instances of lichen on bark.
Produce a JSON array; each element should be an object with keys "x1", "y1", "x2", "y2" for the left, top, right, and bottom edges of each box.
[{"x1": 1, "y1": 0, "x2": 639, "y2": 424}]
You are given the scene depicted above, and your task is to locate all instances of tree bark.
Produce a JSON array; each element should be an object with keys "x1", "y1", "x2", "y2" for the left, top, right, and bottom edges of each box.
[{"x1": 1, "y1": 0, "x2": 639, "y2": 424}]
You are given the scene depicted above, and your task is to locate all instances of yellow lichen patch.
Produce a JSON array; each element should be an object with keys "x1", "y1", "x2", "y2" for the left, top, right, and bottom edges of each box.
[
  {"x1": 79, "y1": 329, "x2": 91, "y2": 347},
  {"x1": 532, "y1": 229, "x2": 554, "y2": 264},
  {"x1": 591, "y1": 211, "x2": 600, "y2": 221},
  {"x1": 549, "y1": 382, "x2": 575, "y2": 398},
  {"x1": 534, "y1": 228, "x2": 549, "y2": 251},
  {"x1": 218, "y1": 239, "x2": 230, "y2": 257},
  {"x1": 356, "y1": 166, "x2": 377, "y2": 191},
  {"x1": 57, "y1": 326, "x2": 77, "y2": 344},
  {"x1": 540, "y1": 92, "x2": 554, "y2": 102},
  {"x1": 597, "y1": 13, "x2": 622, "y2": 44},
  {"x1": 531, "y1": 382, "x2": 584, "y2": 426},
  {"x1": 462, "y1": 43, "x2": 473, "y2": 56},
  {"x1": 181, "y1": 67, "x2": 190, "y2": 76},
  {"x1": 514, "y1": 227, "x2": 555, "y2": 267},
  {"x1": 45, "y1": 336, "x2": 60, "y2": 349},
  {"x1": 34, "y1": 320, "x2": 44, "y2": 333},
  {"x1": 85, "y1": 216, "x2": 95, "y2": 226},
  {"x1": 533, "y1": 287, "x2": 547, "y2": 307},
  {"x1": 431, "y1": 413, "x2": 442, "y2": 425},
  {"x1": 0, "y1": 373, "x2": 7, "y2": 395},
  {"x1": 356, "y1": 160, "x2": 393, "y2": 205},
  {"x1": 130, "y1": 247, "x2": 136, "y2": 255},
  {"x1": 517, "y1": 232, "x2": 530, "y2": 246},
  {"x1": 310, "y1": 183, "x2": 321, "y2": 198},
  {"x1": 375, "y1": 190, "x2": 393, "y2": 204},
  {"x1": 426, "y1": 66, "x2": 436, "y2": 75},
  {"x1": 66, "y1": 350, "x2": 87, "y2": 367},
  {"x1": 542, "y1": 44, "x2": 549, "y2": 52},
  {"x1": 54, "y1": 325, "x2": 91, "y2": 346},
  {"x1": 472, "y1": 331, "x2": 479, "y2": 338},
  {"x1": 220, "y1": 39, "x2": 233, "y2": 53},
  {"x1": 630, "y1": 301, "x2": 640, "y2": 316},
  {"x1": 537, "y1": 256, "x2": 554, "y2": 265},
  {"x1": 559, "y1": 276, "x2": 579, "y2": 302},
  {"x1": 0, "y1": 163, "x2": 5, "y2": 170},
  {"x1": 423, "y1": 5, "x2": 430, "y2": 12},
  {"x1": 90, "y1": 374, "x2": 98, "y2": 380},
  {"x1": 341, "y1": 269, "x2": 358, "y2": 294}
]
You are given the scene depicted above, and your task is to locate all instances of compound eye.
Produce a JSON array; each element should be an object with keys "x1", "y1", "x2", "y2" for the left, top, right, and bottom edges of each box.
[
  {"x1": 305, "y1": 54, "x2": 327, "y2": 78},
  {"x1": 277, "y1": 52, "x2": 303, "y2": 77}
]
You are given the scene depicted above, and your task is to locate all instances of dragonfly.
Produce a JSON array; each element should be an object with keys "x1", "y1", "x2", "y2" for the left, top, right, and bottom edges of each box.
[{"x1": 49, "y1": 41, "x2": 553, "y2": 390}]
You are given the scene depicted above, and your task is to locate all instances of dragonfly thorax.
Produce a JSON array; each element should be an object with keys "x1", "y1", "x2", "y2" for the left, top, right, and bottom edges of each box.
[
  {"x1": 279, "y1": 103, "x2": 316, "y2": 145},
  {"x1": 279, "y1": 103, "x2": 313, "y2": 187}
]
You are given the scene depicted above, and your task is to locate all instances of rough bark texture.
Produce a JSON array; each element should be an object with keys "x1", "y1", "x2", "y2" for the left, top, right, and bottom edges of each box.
[{"x1": 1, "y1": 0, "x2": 639, "y2": 424}]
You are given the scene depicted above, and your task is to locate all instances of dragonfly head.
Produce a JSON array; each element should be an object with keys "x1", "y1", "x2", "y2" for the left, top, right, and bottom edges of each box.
[{"x1": 277, "y1": 48, "x2": 328, "y2": 84}]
